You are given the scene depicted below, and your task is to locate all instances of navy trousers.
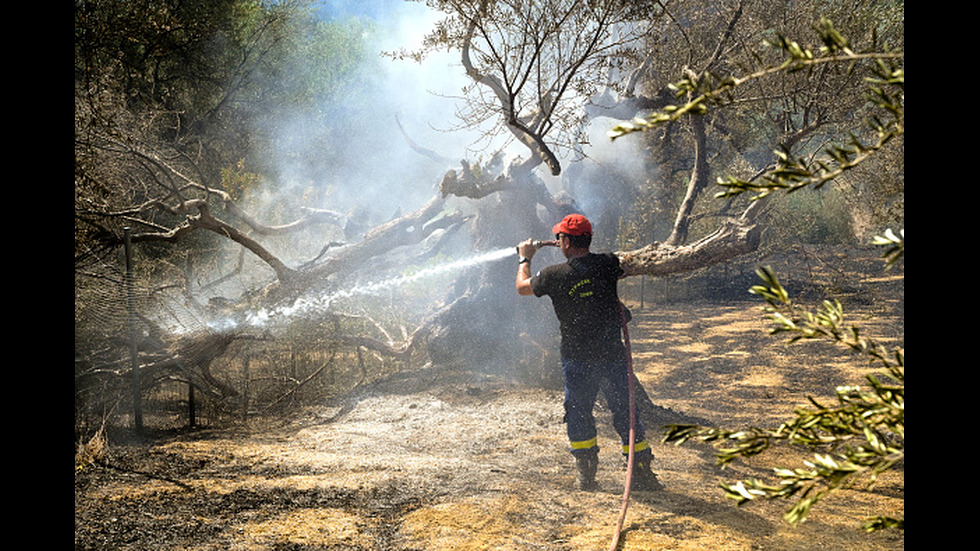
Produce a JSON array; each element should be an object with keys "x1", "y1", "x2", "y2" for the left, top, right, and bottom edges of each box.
[{"x1": 562, "y1": 357, "x2": 652, "y2": 459}]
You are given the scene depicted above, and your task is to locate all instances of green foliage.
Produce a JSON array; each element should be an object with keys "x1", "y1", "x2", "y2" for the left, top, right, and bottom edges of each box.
[
  {"x1": 220, "y1": 159, "x2": 262, "y2": 201},
  {"x1": 75, "y1": 0, "x2": 382, "y2": 270},
  {"x1": 625, "y1": 18, "x2": 905, "y2": 530},
  {"x1": 872, "y1": 228, "x2": 904, "y2": 268},
  {"x1": 608, "y1": 19, "x2": 904, "y2": 202},
  {"x1": 75, "y1": 0, "x2": 378, "y2": 179},
  {"x1": 765, "y1": 186, "x2": 856, "y2": 245},
  {"x1": 663, "y1": 246, "x2": 904, "y2": 531}
]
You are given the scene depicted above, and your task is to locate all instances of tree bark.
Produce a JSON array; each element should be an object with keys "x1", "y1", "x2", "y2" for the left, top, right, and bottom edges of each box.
[
  {"x1": 618, "y1": 203, "x2": 764, "y2": 277},
  {"x1": 665, "y1": 115, "x2": 710, "y2": 247}
]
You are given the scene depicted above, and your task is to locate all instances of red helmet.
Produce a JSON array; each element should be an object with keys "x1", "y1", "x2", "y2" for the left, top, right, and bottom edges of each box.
[{"x1": 552, "y1": 214, "x2": 592, "y2": 236}]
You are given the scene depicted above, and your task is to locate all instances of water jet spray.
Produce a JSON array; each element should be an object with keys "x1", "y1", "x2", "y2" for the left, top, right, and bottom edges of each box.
[{"x1": 205, "y1": 246, "x2": 519, "y2": 334}]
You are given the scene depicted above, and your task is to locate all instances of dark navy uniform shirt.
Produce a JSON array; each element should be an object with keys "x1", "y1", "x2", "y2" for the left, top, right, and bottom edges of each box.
[{"x1": 530, "y1": 252, "x2": 626, "y2": 362}]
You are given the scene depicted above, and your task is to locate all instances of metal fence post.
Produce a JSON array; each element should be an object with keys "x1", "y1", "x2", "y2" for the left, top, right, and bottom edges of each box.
[
  {"x1": 242, "y1": 356, "x2": 250, "y2": 424},
  {"x1": 188, "y1": 384, "x2": 196, "y2": 428},
  {"x1": 124, "y1": 227, "x2": 143, "y2": 433}
]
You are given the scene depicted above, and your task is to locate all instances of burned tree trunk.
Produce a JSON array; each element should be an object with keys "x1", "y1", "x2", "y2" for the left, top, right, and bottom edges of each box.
[
  {"x1": 618, "y1": 204, "x2": 764, "y2": 277},
  {"x1": 405, "y1": 5, "x2": 771, "y2": 382},
  {"x1": 425, "y1": 161, "x2": 570, "y2": 382}
]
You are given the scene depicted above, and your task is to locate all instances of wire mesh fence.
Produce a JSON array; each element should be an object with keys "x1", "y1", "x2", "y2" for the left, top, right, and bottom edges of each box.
[{"x1": 74, "y1": 254, "x2": 415, "y2": 438}]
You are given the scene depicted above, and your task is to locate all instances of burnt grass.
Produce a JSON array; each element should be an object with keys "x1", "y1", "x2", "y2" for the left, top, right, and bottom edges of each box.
[{"x1": 75, "y1": 245, "x2": 904, "y2": 550}]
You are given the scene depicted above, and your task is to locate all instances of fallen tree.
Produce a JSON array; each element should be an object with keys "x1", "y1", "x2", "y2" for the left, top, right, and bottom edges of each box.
[{"x1": 75, "y1": 0, "x2": 900, "y2": 425}]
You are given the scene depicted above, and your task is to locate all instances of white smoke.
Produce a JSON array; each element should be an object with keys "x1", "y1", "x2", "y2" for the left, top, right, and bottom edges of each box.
[
  {"x1": 265, "y1": 2, "x2": 483, "y2": 218},
  {"x1": 203, "y1": 1, "x2": 649, "y2": 309}
]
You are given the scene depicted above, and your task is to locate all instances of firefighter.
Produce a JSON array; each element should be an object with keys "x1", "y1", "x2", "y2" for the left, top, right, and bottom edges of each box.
[{"x1": 516, "y1": 214, "x2": 664, "y2": 492}]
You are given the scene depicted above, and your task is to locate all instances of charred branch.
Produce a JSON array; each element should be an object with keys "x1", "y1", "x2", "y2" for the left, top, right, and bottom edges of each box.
[
  {"x1": 618, "y1": 209, "x2": 763, "y2": 278},
  {"x1": 439, "y1": 162, "x2": 512, "y2": 199},
  {"x1": 395, "y1": 114, "x2": 456, "y2": 166},
  {"x1": 132, "y1": 198, "x2": 299, "y2": 284},
  {"x1": 331, "y1": 334, "x2": 416, "y2": 363},
  {"x1": 75, "y1": 331, "x2": 246, "y2": 400},
  {"x1": 236, "y1": 194, "x2": 466, "y2": 305},
  {"x1": 305, "y1": 195, "x2": 452, "y2": 278},
  {"x1": 262, "y1": 349, "x2": 338, "y2": 413}
]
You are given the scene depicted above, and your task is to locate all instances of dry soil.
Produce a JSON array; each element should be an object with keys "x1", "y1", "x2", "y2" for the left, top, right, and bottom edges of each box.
[{"x1": 74, "y1": 247, "x2": 904, "y2": 550}]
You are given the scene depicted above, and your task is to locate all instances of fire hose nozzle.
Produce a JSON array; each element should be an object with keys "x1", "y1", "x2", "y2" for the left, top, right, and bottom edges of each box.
[{"x1": 515, "y1": 240, "x2": 558, "y2": 255}]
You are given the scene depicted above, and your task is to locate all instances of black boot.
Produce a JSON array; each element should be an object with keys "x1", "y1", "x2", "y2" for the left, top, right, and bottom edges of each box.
[
  {"x1": 630, "y1": 457, "x2": 664, "y2": 491},
  {"x1": 576, "y1": 452, "x2": 600, "y2": 491}
]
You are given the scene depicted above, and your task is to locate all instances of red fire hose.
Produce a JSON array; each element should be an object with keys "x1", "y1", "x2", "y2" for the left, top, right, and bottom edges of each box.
[{"x1": 609, "y1": 302, "x2": 636, "y2": 551}]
